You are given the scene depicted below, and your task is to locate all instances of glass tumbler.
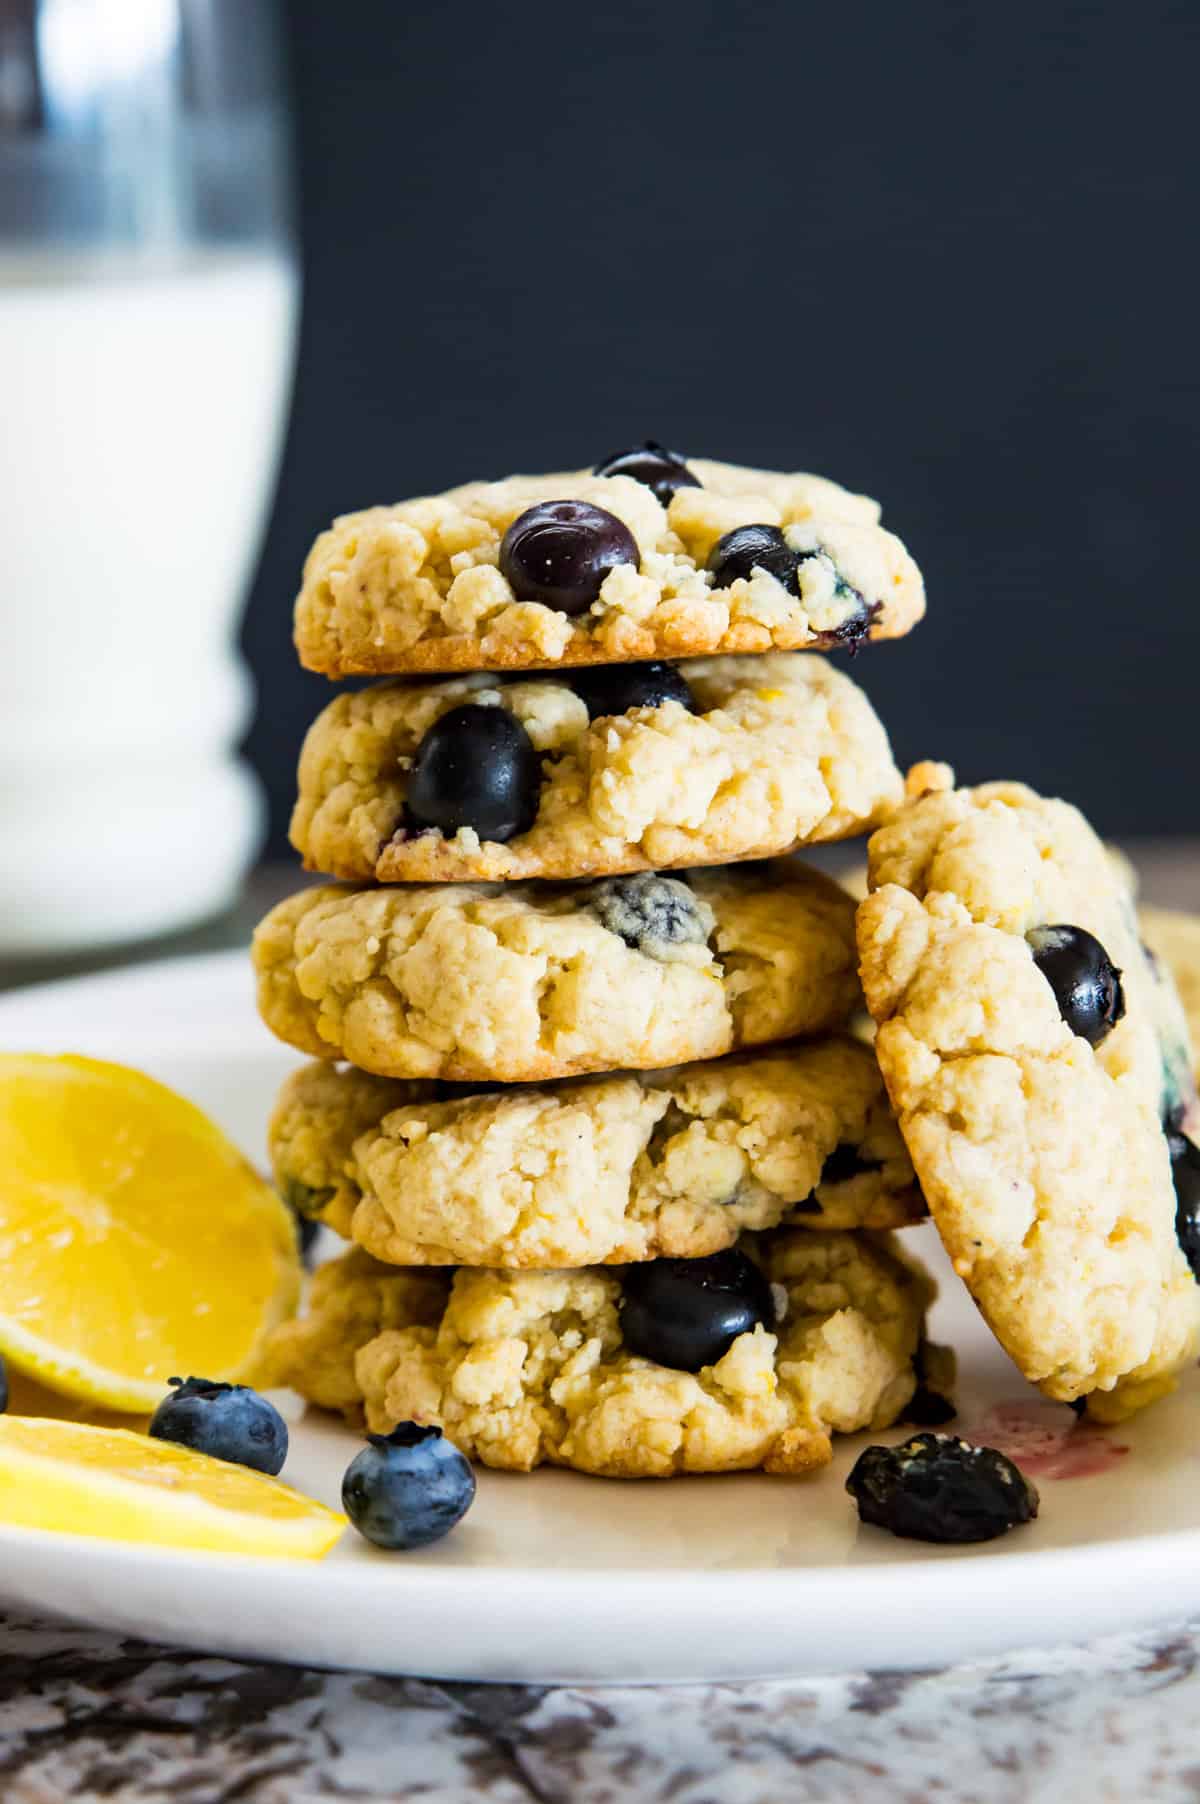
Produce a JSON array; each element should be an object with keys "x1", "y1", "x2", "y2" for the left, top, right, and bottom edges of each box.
[{"x1": 0, "y1": 0, "x2": 298, "y2": 954}]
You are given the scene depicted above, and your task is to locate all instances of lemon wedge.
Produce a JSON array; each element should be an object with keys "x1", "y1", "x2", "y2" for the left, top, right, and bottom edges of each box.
[
  {"x1": 0, "y1": 1417, "x2": 345, "y2": 1557},
  {"x1": 0, "y1": 1054, "x2": 300, "y2": 1411}
]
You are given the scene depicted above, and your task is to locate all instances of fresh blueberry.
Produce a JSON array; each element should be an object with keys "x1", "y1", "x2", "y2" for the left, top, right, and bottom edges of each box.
[
  {"x1": 148, "y1": 1377, "x2": 288, "y2": 1476},
  {"x1": 586, "y1": 873, "x2": 711, "y2": 959},
  {"x1": 846, "y1": 1433, "x2": 1039, "y2": 1543},
  {"x1": 571, "y1": 660, "x2": 695, "y2": 721},
  {"x1": 592, "y1": 441, "x2": 701, "y2": 506},
  {"x1": 620, "y1": 1248, "x2": 775, "y2": 1372},
  {"x1": 1026, "y1": 924, "x2": 1126, "y2": 1046},
  {"x1": 1168, "y1": 1128, "x2": 1200, "y2": 1279},
  {"x1": 406, "y1": 704, "x2": 541, "y2": 843},
  {"x1": 707, "y1": 523, "x2": 808, "y2": 595},
  {"x1": 499, "y1": 500, "x2": 639, "y2": 615},
  {"x1": 342, "y1": 1423, "x2": 476, "y2": 1551}
]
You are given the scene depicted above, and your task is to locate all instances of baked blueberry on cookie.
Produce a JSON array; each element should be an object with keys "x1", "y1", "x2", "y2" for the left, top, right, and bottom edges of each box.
[
  {"x1": 292, "y1": 457, "x2": 924, "y2": 678},
  {"x1": 856, "y1": 768, "x2": 1200, "y2": 1420},
  {"x1": 267, "y1": 1038, "x2": 924, "y2": 1267},
  {"x1": 251, "y1": 859, "x2": 860, "y2": 1084},
  {"x1": 290, "y1": 654, "x2": 902, "y2": 884},
  {"x1": 261, "y1": 1230, "x2": 939, "y2": 1477}
]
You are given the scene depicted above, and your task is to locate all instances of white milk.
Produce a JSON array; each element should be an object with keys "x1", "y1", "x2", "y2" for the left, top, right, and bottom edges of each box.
[{"x1": 0, "y1": 250, "x2": 297, "y2": 953}]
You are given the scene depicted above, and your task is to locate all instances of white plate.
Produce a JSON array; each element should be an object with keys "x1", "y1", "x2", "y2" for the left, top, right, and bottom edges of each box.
[{"x1": 0, "y1": 949, "x2": 1196, "y2": 1683}]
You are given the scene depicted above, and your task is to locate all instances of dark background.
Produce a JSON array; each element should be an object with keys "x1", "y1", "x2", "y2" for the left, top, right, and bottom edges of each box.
[{"x1": 243, "y1": 0, "x2": 1199, "y2": 857}]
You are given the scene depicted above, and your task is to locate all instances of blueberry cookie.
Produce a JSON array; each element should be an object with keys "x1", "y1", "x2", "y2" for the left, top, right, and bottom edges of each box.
[
  {"x1": 1141, "y1": 906, "x2": 1200, "y2": 1071},
  {"x1": 856, "y1": 770, "x2": 1200, "y2": 1419},
  {"x1": 292, "y1": 654, "x2": 902, "y2": 885},
  {"x1": 293, "y1": 453, "x2": 924, "y2": 679},
  {"x1": 252, "y1": 861, "x2": 860, "y2": 1084},
  {"x1": 263, "y1": 1230, "x2": 936, "y2": 1477},
  {"x1": 270, "y1": 1037, "x2": 923, "y2": 1268}
]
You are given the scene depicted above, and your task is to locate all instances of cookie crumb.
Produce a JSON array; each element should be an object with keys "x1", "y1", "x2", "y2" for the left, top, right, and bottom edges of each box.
[{"x1": 904, "y1": 760, "x2": 955, "y2": 800}]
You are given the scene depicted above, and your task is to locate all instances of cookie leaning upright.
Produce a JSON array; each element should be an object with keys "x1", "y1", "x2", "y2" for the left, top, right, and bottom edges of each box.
[{"x1": 856, "y1": 768, "x2": 1200, "y2": 1419}]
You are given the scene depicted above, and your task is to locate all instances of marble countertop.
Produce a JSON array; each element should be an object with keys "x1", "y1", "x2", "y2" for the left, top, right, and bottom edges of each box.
[
  {"x1": 5, "y1": 1611, "x2": 1200, "y2": 1801},
  {"x1": 3, "y1": 853, "x2": 1199, "y2": 1800}
]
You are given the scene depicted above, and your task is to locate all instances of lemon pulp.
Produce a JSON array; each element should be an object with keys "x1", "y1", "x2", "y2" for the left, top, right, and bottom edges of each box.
[
  {"x1": 0, "y1": 1417, "x2": 344, "y2": 1558},
  {"x1": 0, "y1": 1054, "x2": 300, "y2": 1410}
]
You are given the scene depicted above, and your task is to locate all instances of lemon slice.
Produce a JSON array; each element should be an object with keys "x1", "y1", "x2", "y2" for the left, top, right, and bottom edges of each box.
[
  {"x1": 0, "y1": 1054, "x2": 300, "y2": 1410},
  {"x1": 0, "y1": 1418, "x2": 345, "y2": 1557}
]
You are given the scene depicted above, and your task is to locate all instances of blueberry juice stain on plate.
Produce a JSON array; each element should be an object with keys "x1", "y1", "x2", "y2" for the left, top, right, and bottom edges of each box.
[{"x1": 960, "y1": 1400, "x2": 1130, "y2": 1480}]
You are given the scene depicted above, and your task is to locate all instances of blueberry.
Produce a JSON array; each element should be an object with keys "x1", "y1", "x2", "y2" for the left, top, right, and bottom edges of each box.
[
  {"x1": 1026, "y1": 924, "x2": 1126, "y2": 1046},
  {"x1": 901, "y1": 1347, "x2": 957, "y2": 1427},
  {"x1": 0, "y1": 1355, "x2": 7, "y2": 1415},
  {"x1": 294, "y1": 1212, "x2": 322, "y2": 1267},
  {"x1": 1167, "y1": 1129, "x2": 1200, "y2": 1279},
  {"x1": 571, "y1": 660, "x2": 695, "y2": 721},
  {"x1": 707, "y1": 523, "x2": 809, "y2": 596},
  {"x1": 499, "y1": 500, "x2": 639, "y2": 615},
  {"x1": 281, "y1": 1179, "x2": 328, "y2": 1268},
  {"x1": 592, "y1": 440, "x2": 701, "y2": 506},
  {"x1": 620, "y1": 1248, "x2": 775, "y2": 1372},
  {"x1": 846, "y1": 1433, "x2": 1039, "y2": 1543},
  {"x1": 342, "y1": 1423, "x2": 476, "y2": 1551},
  {"x1": 406, "y1": 704, "x2": 541, "y2": 843},
  {"x1": 148, "y1": 1377, "x2": 288, "y2": 1476},
  {"x1": 586, "y1": 873, "x2": 711, "y2": 959},
  {"x1": 821, "y1": 595, "x2": 876, "y2": 652},
  {"x1": 791, "y1": 1143, "x2": 885, "y2": 1217},
  {"x1": 902, "y1": 1387, "x2": 959, "y2": 1428},
  {"x1": 282, "y1": 1177, "x2": 334, "y2": 1221},
  {"x1": 819, "y1": 1142, "x2": 882, "y2": 1185}
]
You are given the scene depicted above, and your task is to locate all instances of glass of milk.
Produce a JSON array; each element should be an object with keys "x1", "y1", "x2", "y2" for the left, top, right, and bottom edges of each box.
[{"x1": 0, "y1": 0, "x2": 298, "y2": 954}]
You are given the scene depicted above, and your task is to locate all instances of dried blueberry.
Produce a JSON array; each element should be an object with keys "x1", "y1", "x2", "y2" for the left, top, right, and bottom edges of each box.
[
  {"x1": 707, "y1": 524, "x2": 809, "y2": 596},
  {"x1": 1168, "y1": 1128, "x2": 1200, "y2": 1279},
  {"x1": 499, "y1": 500, "x2": 638, "y2": 615},
  {"x1": 586, "y1": 873, "x2": 712, "y2": 959},
  {"x1": 1026, "y1": 924, "x2": 1125, "y2": 1046},
  {"x1": 571, "y1": 660, "x2": 695, "y2": 720},
  {"x1": 407, "y1": 704, "x2": 541, "y2": 843},
  {"x1": 592, "y1": 441, "x2": 701, "y2": 506},
  {"x1": 620, "y1": 1249, "x2": 775, "y2": 1372},
  {"x1": 846, "y1": 1433, "x2": 1039, "y2": 1543}
]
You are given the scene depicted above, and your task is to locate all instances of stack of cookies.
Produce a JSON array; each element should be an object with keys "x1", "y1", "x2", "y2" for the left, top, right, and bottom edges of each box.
[{"x1": 255, "y1": 442, "x2": 1200, "y2": 1477}]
